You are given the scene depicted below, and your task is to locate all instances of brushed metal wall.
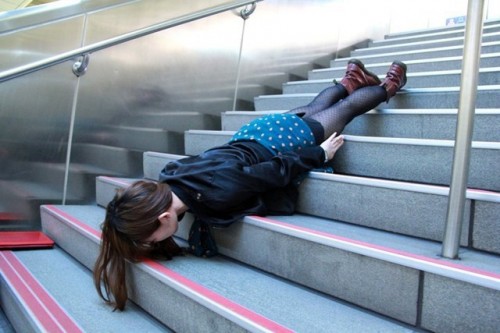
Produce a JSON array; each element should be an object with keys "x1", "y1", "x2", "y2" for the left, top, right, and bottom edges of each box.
[
  {"x1": 0, "y1": 0, "x2": 451, "y2": 229},
  {"x1": 0, "y1": 63, "x2": 77, "y2": 229}
]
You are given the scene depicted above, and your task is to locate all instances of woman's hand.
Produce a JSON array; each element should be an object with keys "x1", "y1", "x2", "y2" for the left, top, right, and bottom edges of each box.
[{"x1": 320, "y1": 132, "x2": 344, "y2": 162}]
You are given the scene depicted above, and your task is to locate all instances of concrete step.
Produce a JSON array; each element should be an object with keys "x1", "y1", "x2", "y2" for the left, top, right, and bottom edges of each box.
[
  {"x1": 287, "y1": 67, "x2": 500, "y2": 91},
  {"x1": 383, "y1": 19, "x2": 500, "y2": 40},
  {"x1": 40, "y1": 205, "x2": 418, "y2": 333},
  {"x1": 142, "y1": 151, "x2": 499, "y2": 253},
  {"x1": 0, "y1": 248, "x2": 170, "y2": 332},
  {"x1": 95, "y1": 176, "x2": 142, "y2": 206},
  {"x1": 331, "y1": 135, "x2": 499, "y2": 192},
  {"x1": 97, "y1": 170, "x2": 500, "y2": 255},
  {"x1": 209, "y1": 214, "x2": 500, "y2": 332},
  {"x1": 184, "y1": 130, "x2": 233, "y2": 155},
  {"x1": 91, "y1": 176, "x2": 500, "y2": 331},
  {"x1": 369, "y1": 23, "x2": 500, "y2": 46},
  {"x1": 182, "y1": 130, "x2": 500, "y2": 192},
  {"x1": 0, "y1": 307, "x2": 14, "y2": 333},
  {"x1": 220, "y1": 110, "x2": 500, "y2": 142},
  {"x1": 253, "y1": 86, "x2": 500, "y2": 110},
  {"x1": 222, "y1": 110, "x2": 283, "y2": 131},
  {"x1": 310, "y1": 53, "x2": 500, "y2": 79},
  {"x1": 352, "y1": 31, "x2": 500, "y2": 56},
  {"x1": 330, "y1": 41, "x2": 500, "y2": 66}
]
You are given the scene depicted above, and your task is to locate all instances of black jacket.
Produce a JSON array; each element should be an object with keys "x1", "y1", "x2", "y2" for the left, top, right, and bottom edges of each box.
[{"x1": 159, "y1": 141, "x2": 325, "y2": 227}]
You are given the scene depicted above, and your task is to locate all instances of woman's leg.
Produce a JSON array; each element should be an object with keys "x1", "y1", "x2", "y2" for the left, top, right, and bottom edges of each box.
[
  {"x1": 286, "y1": 84, "x2": 347, "y2": 117},
  {"x1": 308, "y1": 85, "x2": 387, "y2": 139},
  {"x1": 309, "y1": 61, "x2": 408, "y2": 139},
  {"x1": 286, "y1": 59, "x2": 380, "y2": 118}
]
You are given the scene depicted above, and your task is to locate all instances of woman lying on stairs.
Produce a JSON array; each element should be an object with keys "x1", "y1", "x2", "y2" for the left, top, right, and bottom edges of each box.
[{"x1": 94, "y1": 59, "x2": 407, "y2": 310}]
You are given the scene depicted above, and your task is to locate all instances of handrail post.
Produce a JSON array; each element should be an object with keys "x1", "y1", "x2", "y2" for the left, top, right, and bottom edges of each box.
[
  {"x1": 441, "y1": 0, "x2": 485, "y2": 259},
  {"x1": 232, "y1": 2, "x2": 257, "y2": 111}
]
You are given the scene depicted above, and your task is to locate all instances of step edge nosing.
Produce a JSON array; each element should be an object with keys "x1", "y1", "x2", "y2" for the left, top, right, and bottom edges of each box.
[{"x1": 245, "y1": 216, "x2": 500, "y2": 291}]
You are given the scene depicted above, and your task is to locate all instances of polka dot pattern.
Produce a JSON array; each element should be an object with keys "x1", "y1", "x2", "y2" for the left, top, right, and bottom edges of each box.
[{"x1": 230, "y1": 114, "x2": 315, "y2": 154}]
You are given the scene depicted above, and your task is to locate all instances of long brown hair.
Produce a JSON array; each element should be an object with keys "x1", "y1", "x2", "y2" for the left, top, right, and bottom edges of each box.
[{"x1": 93, "y1": 180, "x2": 183, "y2": 311}]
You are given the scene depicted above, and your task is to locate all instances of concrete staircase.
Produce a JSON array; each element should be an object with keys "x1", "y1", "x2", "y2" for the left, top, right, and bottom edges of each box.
[{"x1": 2, "y1": 20, "x2": 500, "y2": 332}]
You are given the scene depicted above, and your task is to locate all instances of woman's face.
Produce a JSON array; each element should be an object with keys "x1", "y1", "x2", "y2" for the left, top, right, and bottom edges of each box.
[{"x1": 144, "y1": 210, "x2": 179, "y2": 244}]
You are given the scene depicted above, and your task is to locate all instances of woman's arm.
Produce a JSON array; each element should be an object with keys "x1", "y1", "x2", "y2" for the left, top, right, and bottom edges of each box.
[
  {"x1": 240, "y1": 146, "x2": 324, "y2": 190},
  {"x1": 320, "y1": 132, "x2": 344, "y2": 162},
  {"x1": 241, "y1": 133, "x2": 344, "y2": 191}
]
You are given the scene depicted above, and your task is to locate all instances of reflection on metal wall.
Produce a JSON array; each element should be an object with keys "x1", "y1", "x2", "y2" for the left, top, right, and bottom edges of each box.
[
  {"x1": 0, "y1": 65, "x2": 77, "y2": 229},
  {"x1": 0, "y1": 15, "x2": 84, "y2": 73},
  {"x1": 0, "y1": 0, "x2": 393, "y2": 230}
]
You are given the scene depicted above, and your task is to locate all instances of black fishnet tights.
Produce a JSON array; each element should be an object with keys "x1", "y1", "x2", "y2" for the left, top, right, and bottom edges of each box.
[{"x1": 287, "y1": 84, "x2": 387, "y2": 140}]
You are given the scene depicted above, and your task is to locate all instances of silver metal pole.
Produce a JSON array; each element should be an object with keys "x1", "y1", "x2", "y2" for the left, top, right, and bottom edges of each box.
[
  {"x1": 62, "y1": 75, "x2": 80, "y2": 206},
  {"x1": 441, "y1": 0, "x2": 485, "y2": 259},
  {"x1": 233, "y1": 3, "x2": 257, "y2": 111}
]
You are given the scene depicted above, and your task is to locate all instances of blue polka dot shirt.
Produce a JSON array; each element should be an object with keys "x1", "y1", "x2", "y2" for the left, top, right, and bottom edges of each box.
[{"x1": 229, "y1": 114, "x2": 316, "y2": 155}]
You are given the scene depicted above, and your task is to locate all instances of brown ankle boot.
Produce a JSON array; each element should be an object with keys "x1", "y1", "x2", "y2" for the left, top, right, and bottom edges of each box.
[
  {"x1": 380, "y1": 61, "x2": 407, "y2": 102},
  {"x1": 338, "y1": 59, "x2": 381, "y2": 95}
]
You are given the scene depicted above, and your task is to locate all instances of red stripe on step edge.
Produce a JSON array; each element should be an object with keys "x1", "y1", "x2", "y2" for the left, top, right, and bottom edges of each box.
[
  {"x1": 45, "y1": 205, "x2": 293, "y2": 333},
  {"x1": 251, "y1": 216, "x2": 500, "y2": 281},
  {"x1": 0, "y1": 252, "x2": 60, "y2": 332},
  {"x1": 44, "y1": 206, "x2": 100, "y2": 240},
  {"x1": 144, "y1": 259, "x2": 293, "y2": 333},
  {"x1": 0, "y1": 251, "x2": 83, "y2": 333}
]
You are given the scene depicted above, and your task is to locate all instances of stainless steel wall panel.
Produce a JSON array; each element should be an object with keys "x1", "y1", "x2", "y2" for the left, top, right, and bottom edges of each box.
[
  {"x1": 84, "y1": 0, "x2": 235, "y2": 45},
  {"x1": 75, "y1": 9, "x2": 243, "y2": 122},
  {"x1": 0, "y1": 62, "x2": 75, "y2": 134},
  {"x1": 0, "y1": 15, "x2": 84, "y2": 71},
  {"x1": 0, "y1": 0, "x2": 136, "y2": 32},
  {"x1": 0, "y1": 63, "x2": 76, "y2": 229}
]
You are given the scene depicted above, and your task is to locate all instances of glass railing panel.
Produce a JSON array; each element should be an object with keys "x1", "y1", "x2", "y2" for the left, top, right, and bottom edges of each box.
[
  {"x1": 71, "y1": 9, "x2": 243, "y2": 153},
  {"x1": 0, "y1": 0, "x2": 256, "y2": 230},
  {"x1": 0, "y1": 14, "x2": 85, "y2": 72},
  {"x1": 0, "y1": 63, "x2": 76, "y2": 230},
  {"x1": 0, "y1": 0, "x2": 242, "y2": 78},
  {"x1": 84, "y1": 0, "x2": 235, "y2": 45}
]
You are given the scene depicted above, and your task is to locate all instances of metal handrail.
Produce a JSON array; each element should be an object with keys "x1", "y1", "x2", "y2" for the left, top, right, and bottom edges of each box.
[
  {"x1": 0, "y1": 0, "x2": 261, "y2": 83},
  {"x1": 442, "y1": 0, "x2": 485, "y2": 259}
]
